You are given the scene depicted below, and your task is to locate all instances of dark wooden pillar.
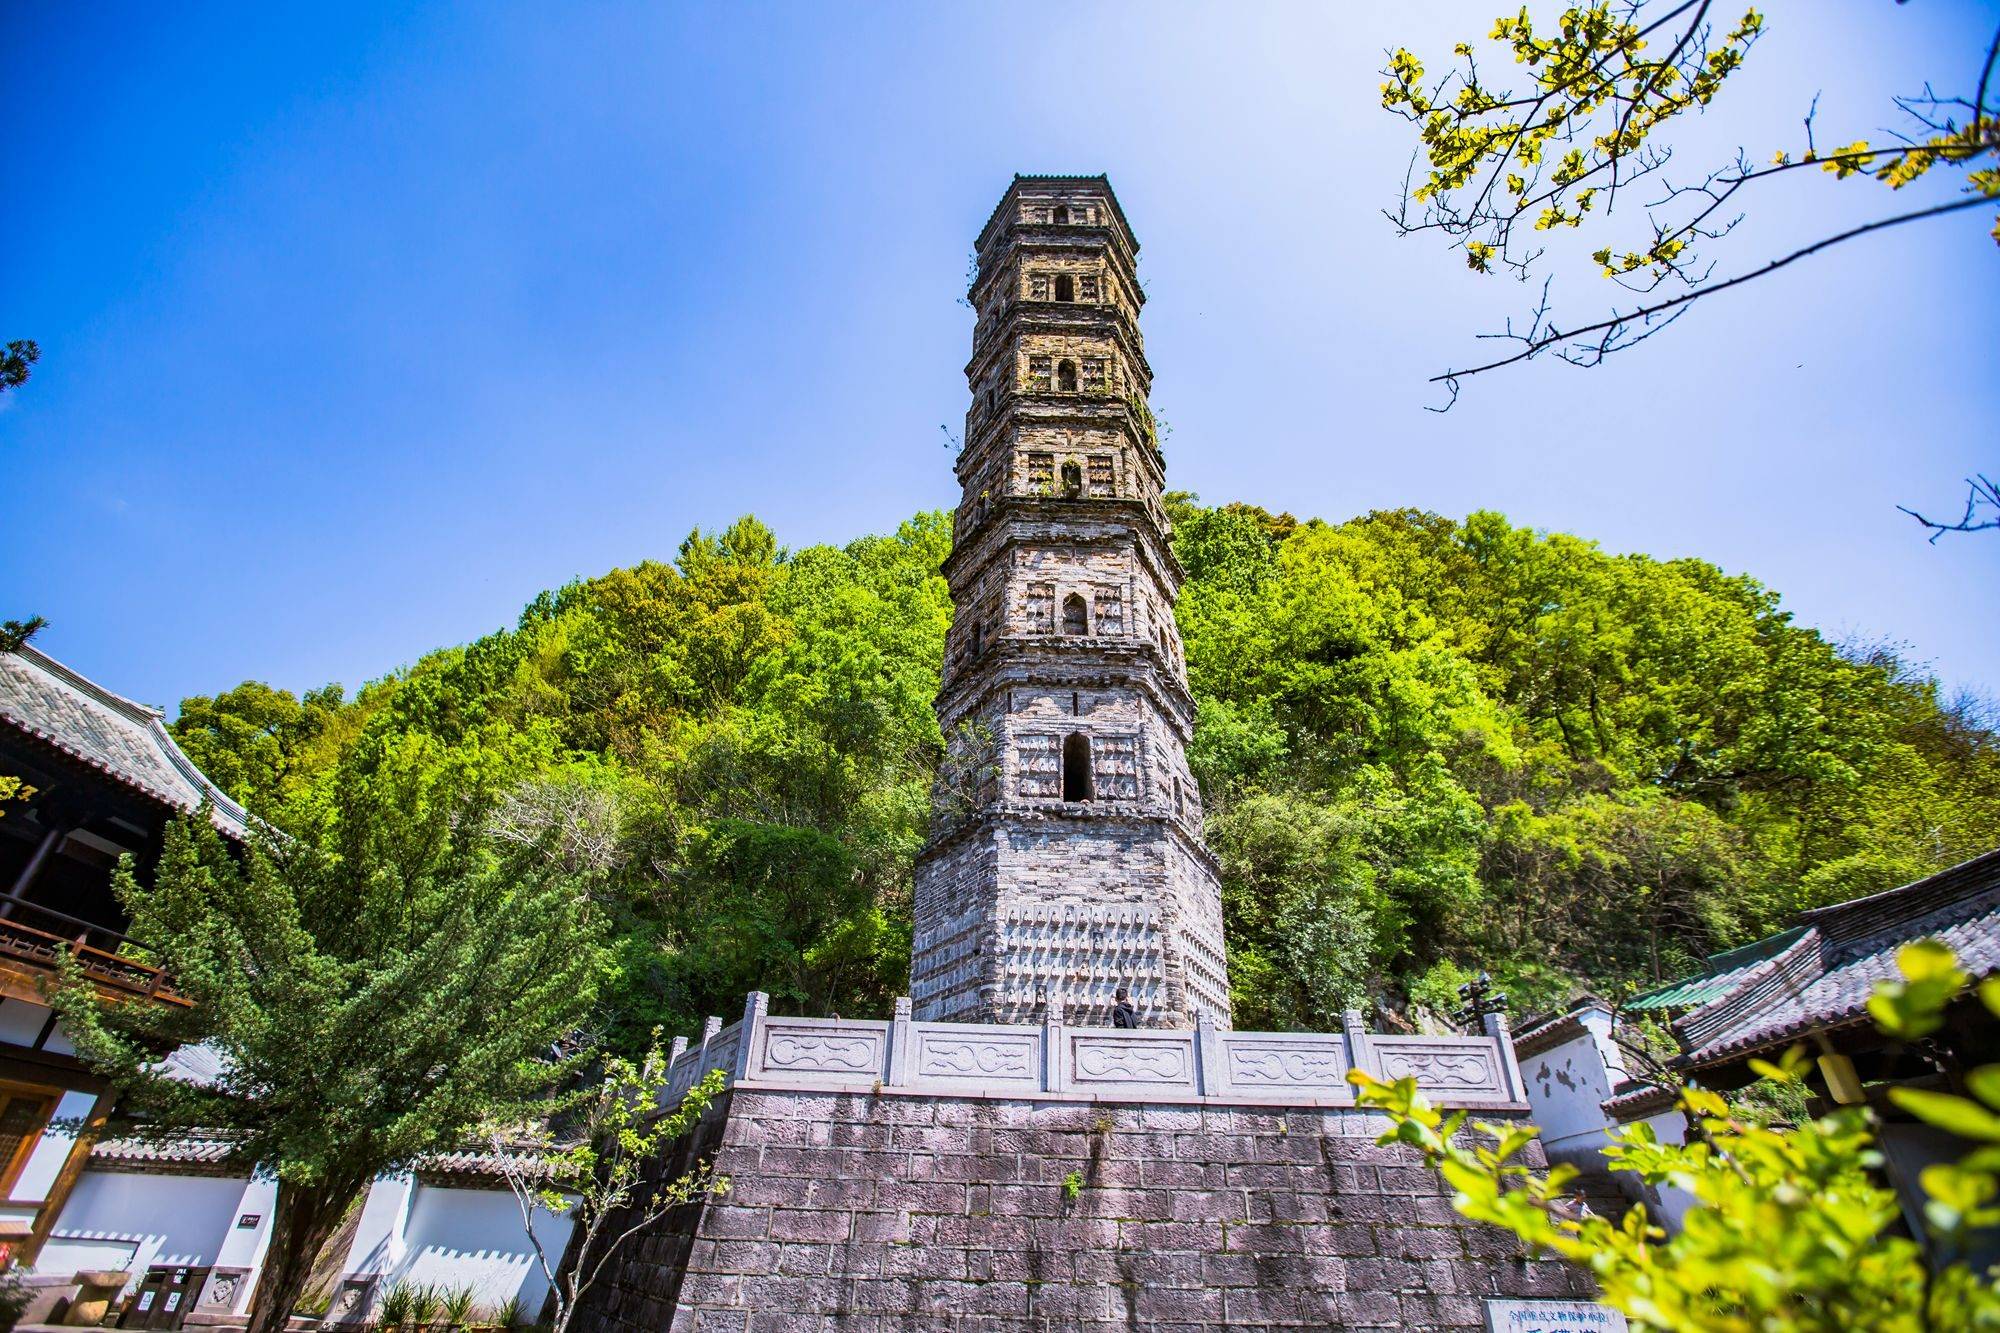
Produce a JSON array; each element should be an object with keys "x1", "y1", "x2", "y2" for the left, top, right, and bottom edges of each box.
[
  {"x1": 19, "y1": 1087, "x2": 115, "y2": 1268},
  {"x1": 3, "y1": 822, "x2": 66, "y2": 911}
]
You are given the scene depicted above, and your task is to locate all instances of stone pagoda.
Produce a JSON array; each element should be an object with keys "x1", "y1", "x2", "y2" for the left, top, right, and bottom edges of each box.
[
  {"x1": 911, "y1": 175, "x2": 1230, "y2": 1030},
  {"x1": 576, "y1": 178, "x2": 1595, "y2": 1333}
]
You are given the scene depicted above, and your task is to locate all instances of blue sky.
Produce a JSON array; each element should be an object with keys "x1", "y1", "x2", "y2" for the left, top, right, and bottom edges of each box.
[{"x1": 4, "y1": 2, "x2": 1997, "y2": 712}]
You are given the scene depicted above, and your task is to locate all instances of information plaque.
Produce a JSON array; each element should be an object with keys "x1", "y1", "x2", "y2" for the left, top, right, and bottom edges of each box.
[{"x1": 1484, "y1": 1299, "x2": 1629, "y2": 1332}]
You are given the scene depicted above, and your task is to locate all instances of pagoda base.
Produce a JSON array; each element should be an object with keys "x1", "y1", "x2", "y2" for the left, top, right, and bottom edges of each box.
[
  {"x1": 572, "y1": 997, "x2": 1594, "y2": 1331},
  {"x1": 574, "y1": 1084, "x2": 1592, "y2": 1331}
]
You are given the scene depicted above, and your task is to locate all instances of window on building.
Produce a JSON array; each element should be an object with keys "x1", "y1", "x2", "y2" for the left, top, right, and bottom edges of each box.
[
  {"x1": 1062, "y1": 733, "x2": 1093, "y2": 801},
  {"x1": 1053, "y1": 205, "x2": 1071, "y2": 225},
  {"x1": 967, "y1": 620, "x2": 982, "y2": 657},
  {"x1": 1062, "y1": 593, "x2": 1088, "y2": 636},
  {"x1": 1054, "y1": 274, "x2": 1075, "y2": 302},
  {"x1": 1079, "y1": 274, "x2": 1100, "y2": 302},
  {"x1": 0, "y1": 1089, "x2": 55, "y2": 1197},
  {"x1": 1018, "y1": 734, "x2": 1061, "y2": 798},
  {"x1": 1024, "y1": 452, "x2": 1055, "y2": 494},
  {"x1": 1029, "y1": 272, "x2": 1050, "y2": 300},
  {"x1": 1028, "y1": 356, "x2": 1052, "y2": 392},
  {"x1": 1060, "y1": 461, "x2": 1083, "y2": 498},
  {"x1": 1080, "y1": 358, "x2": 1107, "y2": 392},
  {"x1": 1056, "y1": 360, "x2": 1078, "y2": 392},
  {"x1": 1024, "y1": 582, "x2": 1054, "y2": 633}
]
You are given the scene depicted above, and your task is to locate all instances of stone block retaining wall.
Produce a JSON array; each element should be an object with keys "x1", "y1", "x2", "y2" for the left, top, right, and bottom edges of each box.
[{"x1": 575, "y1": 1087, "x2": 1591, "y2": 1332}]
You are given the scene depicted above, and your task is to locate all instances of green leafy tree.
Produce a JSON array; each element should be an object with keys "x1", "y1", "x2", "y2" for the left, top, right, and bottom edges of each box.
[
  {"x1": 1352, "y1": 940, "x2": 2000, "y2": 1330},
  {"x1": 0, "y1": 341, "x2": 37, "y2": 394},
  {"x1": 489, "y1": 1046, "x2": 728, "y2": 1333},
  {"x1": 52, "y1": 745, "x2": 609, "y2": 1333},
  {"x1": 171, "y1": 680, "x2": 355, "y2": 814},
  {"x1": 0, "y1": 617, "x2": 46, "y2": 652},
  {"x1": 168, "y1": 502, "x2": 2000, "y2": 1037}
]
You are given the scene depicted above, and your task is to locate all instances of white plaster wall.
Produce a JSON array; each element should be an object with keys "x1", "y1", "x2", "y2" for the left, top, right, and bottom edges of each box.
[
  {"x1": 337, "y1": 1176, "x2": 572, "y2": 1319},
  {"x1": 211, "y1": 1177, "x2": 279, "y2": 1313},
  {"x1": 1521, "y1": 1030, "x2": 1617, "y2": 1169},
  {"x1": 341, "y1": 1173, "x2": 417, "y2": 1278},
  {"x1": 388, "y1": 1183, "x2": 573, "y2": 1317},
  {"x1": 36, "y1": 1171, "x2": 247, "y2": 1281}
]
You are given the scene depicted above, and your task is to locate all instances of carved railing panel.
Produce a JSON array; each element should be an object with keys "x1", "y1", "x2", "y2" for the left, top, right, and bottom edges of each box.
[
  {"x1": 752, "y1": 1018, "x2": 888, "y2": 1085},
  {"x1": 1370, "y1": 1036, "x2": 1511, "y2": 1102},
  {"x1": 1065, "y1": 1029, "x2": 1198, "y2": 1094},
  {"x1": 1217, "y1": 1033, "x2": 1354, "y2": 1098},
  {"x1": 661, "y1": 993, "x2": 1528, "y2": 1109},
  {"x1": 910, "y1": 1021, "x2": 1040, "y2": 1089}
]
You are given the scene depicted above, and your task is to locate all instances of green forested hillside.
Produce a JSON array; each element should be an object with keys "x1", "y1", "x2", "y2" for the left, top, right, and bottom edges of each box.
[{"x1": 169, "y1": 500, "x2": 2000, "y2": 1042}]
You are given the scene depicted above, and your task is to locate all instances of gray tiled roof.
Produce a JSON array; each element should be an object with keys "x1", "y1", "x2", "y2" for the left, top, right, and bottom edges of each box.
[
  {"x1": 1675, "y1": 849, "x2": 2000, "y2": 1068},
  {"x1": 91, "y1": 1130, "x2": 551, "y2": 1184},
  {"x1": 1625, "y1": 927, "x2": 1809, "y2": 1013},
  {"x1": 160, "y1": 1041, "x2": 234, "y2": 1087},
  {"x1": 93, "y1": 1131, "x2": 245, "y2": 1169},
  {"x1": 0, "y1": 645, "x2": 250, "y2": 841}
]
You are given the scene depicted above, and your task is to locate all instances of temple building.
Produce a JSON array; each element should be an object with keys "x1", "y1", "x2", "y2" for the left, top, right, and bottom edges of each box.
[
  {"x1": 0, "y1": 643, "x2": 249, "y2": 1269},
  {"x1": 1513, "y1": 849, "x2": 2000, "y2": 1260},
  {"x1": 911, "y1": 175, "x2": 1230, "y2": 1030},
  {"x1": 0, "y1": 645, "x2": 570, "y2": 1327}
]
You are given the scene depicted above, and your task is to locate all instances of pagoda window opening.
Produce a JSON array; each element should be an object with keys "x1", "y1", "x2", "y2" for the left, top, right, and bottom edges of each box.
[
  {"x1": 968, "y1": 620, "x2": 983, "y2": 657},
  {"x1": 1056, "y1": 359, "x2": 1078, "y2": 392},
  {"x1": 1062, "y1": 593, "x2": 1089, "y2": 636},
  {"x1": 1053, "y1": 205, "x2": 1070, "y2": 224},
  {"x1": 1062, "y1": 733, "x2": 1093, "y2": 801},
  {"x1": 1054, "y1": 274, "x2": 1075, "y2": 302},
  {"x1": 1060, "y1": 461, "x2": 1083, "y2": 497}
]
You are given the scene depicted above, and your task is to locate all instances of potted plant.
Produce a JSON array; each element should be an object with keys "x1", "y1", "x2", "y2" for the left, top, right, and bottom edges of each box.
[{"x1": 440, "y1": 1286, "x2": 475, "y2": 1332}]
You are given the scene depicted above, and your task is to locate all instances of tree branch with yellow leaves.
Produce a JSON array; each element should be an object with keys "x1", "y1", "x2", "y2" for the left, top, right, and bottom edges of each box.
[{"x1": 1384, "y1": 3, "x2": 2000, "y2": 435}]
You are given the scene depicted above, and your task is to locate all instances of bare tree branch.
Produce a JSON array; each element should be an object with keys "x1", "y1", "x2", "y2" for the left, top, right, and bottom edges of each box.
[
  {"x1": 1901, "y1": 475, "x2": 2000, "y2": 543},
  {"x1": 1430, "y1": 193, "x2": 1991, "y2": 383}
]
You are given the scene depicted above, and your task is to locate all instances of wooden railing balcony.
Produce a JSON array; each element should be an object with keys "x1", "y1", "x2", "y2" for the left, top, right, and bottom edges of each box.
[{"x1": 0, "y1": 893, "x2": 189, "y2": 1008}]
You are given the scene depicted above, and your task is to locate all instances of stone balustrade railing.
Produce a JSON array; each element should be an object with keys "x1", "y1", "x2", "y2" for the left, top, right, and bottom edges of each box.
[{"x1": 661, "y1": 995, "x2": 1528, "y2": 1111}]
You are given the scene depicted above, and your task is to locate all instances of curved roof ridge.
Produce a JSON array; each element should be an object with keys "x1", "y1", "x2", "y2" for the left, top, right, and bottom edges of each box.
[
  {"x1": 1800, "y1": 847, "x2": 2000, "y2": 944},
  {"x1": 1, "y1": 644, "x2": 253, "y2": 841},
  {"x1": 15, "y1": 643, "x2": 164, "y2": 723},
  {"x1": 1672, "y1": 927, "x2": 1822, "y2": 1050}
]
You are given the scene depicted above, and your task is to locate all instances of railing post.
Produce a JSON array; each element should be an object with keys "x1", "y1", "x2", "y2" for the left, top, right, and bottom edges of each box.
[
  {"x1": 696, "y1": 1014, "x2": 723, "y2": 1076},
  {"x1": 1194, "y1": 1007, "x2": 1224, "y2": 1098},
  {"x1": 733, "y1": 991, "x2": 768, "y2": 1085},
  {"x1": 1483, "y1": 1009, "x2": 1527, "y2": 1104},
  {"x1": 1043, "y1": 995, "x2": 1067, "y2": 1096},
  {"x1": 668, "y1": 1034, "x2": 688, "y2": 1064},
  {"x1": 887, "y1": 996, "x2": 914, "y2": 1088},
  {"x1": 1343, "y1": 1008, "x2": 1380, "y2": 1081}
]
